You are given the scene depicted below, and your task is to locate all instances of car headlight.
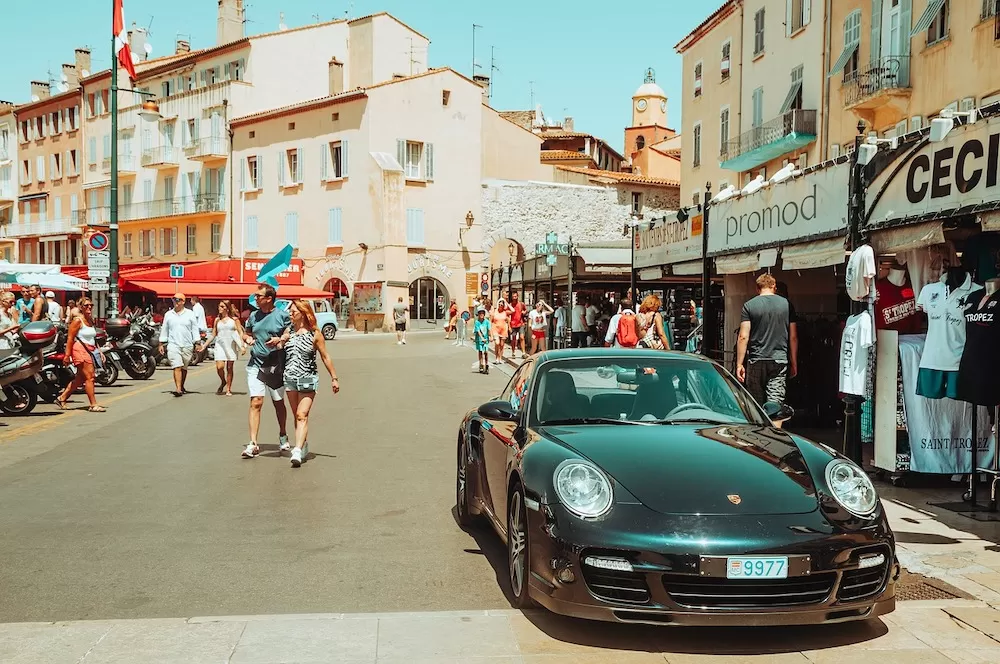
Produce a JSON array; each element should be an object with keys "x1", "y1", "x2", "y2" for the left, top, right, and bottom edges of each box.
[
  {"x1": 554, "y1": 460, "x2": 613, "y2": 518},
  {"x1": 825, "y1": 460, "x2": 878, "y2": 517}
]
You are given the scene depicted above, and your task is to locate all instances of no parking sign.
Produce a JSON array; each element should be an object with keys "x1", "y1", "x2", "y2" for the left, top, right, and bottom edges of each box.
[{"x1": 480, "y1": 273, "x2": 489, "y2": 296}]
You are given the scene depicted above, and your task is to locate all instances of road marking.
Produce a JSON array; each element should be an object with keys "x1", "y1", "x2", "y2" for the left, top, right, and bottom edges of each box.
[{"x1": 0, "y1": 365, "x2": 214, "y2": 444}]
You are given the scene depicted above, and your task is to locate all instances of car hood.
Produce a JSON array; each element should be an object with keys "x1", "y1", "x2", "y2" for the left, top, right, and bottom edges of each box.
[{"x1": 538, "y1": 423, "x2": 819, "y2": 516}]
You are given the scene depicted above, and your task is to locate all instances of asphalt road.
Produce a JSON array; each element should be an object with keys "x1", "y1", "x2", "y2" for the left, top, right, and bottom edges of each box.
[{"x1": 0, "y1": 332, "x2": 515, "y2": 622}]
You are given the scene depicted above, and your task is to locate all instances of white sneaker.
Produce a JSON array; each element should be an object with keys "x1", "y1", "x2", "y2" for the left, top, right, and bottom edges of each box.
[
  {"x1": 402, "y1": 339, "x2": 407, "y2": 344},
  {"x1": 397, "y1": 341, "x2": 403, "y2": 345},
  {"x1": 278, "y1": 435, "x2": 291, "y2": 454},
  {"x1": 241, "y1": 443, "x2": 260, "y2": 459},
  {"x1": 290, "y1": 447, "x2": 303, "y2": 468}
]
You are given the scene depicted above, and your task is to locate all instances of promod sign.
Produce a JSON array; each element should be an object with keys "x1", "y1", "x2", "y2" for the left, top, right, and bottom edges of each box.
[
  {"x1": 707, "y1": 162, "x2": 849, "y2": 255},
  {"x1": 867, "y1": 119, "x2": 1000, "y2": 226}
]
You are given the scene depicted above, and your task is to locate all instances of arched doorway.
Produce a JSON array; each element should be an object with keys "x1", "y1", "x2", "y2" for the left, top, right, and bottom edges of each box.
[
  {"x1": 409, "y1": 277, "x2": 448, "y2": 328},
  {"x1": 323, "y1": 277, "x2": 351, "y2": 323}
]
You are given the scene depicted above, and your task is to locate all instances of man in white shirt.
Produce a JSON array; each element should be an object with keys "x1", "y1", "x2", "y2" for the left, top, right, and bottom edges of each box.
[
  {"x1": 585, "y1": 300, "x2": 600, "y2": 346},
  {"x1": 190, "y1": 296, "x2": 208, "y2": 334},
  {"x1": 571, "y1": 297, "x2": 588, "y2": 348},
  {"x1": 604, "y1": 299, "x2": 637, "y2": 347},
  {"x1": 553, "y1": 298, "x2": 566, "y2": 347},
  {"x1": 45, "y1": 291, "x2": 63, "y2": 323},
  {"x1": 159, "y1": 293, "x2": 202, "y2": 397}
]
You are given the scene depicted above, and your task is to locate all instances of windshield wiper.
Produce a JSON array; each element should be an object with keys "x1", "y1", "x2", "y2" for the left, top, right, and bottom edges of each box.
[
  {"x1": 651, "y1": 417, "x2": 733, "y2": 425},
  {"x1": 541, "y1": 417, "x2": 648, "y2": 426}
]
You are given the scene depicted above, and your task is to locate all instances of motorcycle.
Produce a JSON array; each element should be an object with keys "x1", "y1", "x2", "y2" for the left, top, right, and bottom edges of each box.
[
  {"x1": 0, "y1": 321, "x2": 58, "y2": 416},
  {"x1": 104, "y1": 317, "x2": 156, "y2": 380},
  {"x1": 91, "y1": 329, "x2": 119, "y2": 387},
  {"x1": 131, "y1": 313, "x2": 167, "y2": 367},
  {"x1": 190, "y1": 330, "x2": 209, "y2": 366},
  {"x1": 35, "y1": 338, "x2": 77, "y2": 404}
]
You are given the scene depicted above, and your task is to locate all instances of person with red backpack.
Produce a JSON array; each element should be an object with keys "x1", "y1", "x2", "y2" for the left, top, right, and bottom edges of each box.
[{"x1": 604, "y1": 299, "x2": 639, "y2": 348}]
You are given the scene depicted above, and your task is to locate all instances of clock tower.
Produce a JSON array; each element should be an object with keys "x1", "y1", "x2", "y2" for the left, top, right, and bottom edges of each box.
[
  {"x1": 625, "y1": 69, "x2": 678, "y2": 180},
  {"x1": 632, "y1": 68, "x2": 668, "y2": 129}
]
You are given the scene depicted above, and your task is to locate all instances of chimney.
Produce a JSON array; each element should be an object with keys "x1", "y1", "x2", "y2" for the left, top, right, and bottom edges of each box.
[
  {"x1": 175, "y1": 38, "x2": 191, "y2": 55},
  {"x1": 74, "y1": 48, "x2": 91, "y2": 78},
  {"x1": 29, "y1": 81, "x2": 50, "y2": 102},
  {"x1": 62, "y1": 64, "x2": 79, "y2": 90},
  {"x1": 328, "y1": 58, "x2": 344, "y2": 96},
  {"x1": 564, "y1": 116, "x2": 574, "y2": 131},
  {"x1": 473, "y1": 75, "x2": 490, "y2": 104},
  {"x1": 217, "y1": 0, "x2": 246, "y2": 45},
  {"x1": 128, "y1": 23, "x2": 150, "y2": 62}
]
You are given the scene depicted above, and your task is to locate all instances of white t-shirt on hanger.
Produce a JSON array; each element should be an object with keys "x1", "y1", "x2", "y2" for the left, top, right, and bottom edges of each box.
[
  {"x1": 916, "y1": 274, "x2": 979, "y2": 371},
  {"x1": 845, "y1": 245, "x2": 876, "y2": 301},
  {"x1": 839, "y1": 311, "x2": 874, "y2": 396}
]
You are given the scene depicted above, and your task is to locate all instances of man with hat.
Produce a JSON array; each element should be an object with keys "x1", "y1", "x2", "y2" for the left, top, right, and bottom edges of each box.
[
  {"x1": 158, "y1": 293, "x2": 202, "y2": 397},
  {"x1": 45, "y1": 291, "x2": 63, "y2": 323}
]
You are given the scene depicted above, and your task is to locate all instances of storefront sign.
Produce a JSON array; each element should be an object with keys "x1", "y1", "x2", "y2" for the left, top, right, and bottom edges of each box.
[
  {"x1": 633, "y1": 215, "x2": 702, "y2": 269},
  {"x1": 315, "y1": 257, "x2": 358, "y2": 284},
  {"x1": 408, "y1": 254, "x2": 453, "y2": 279},
  {"x1": 244, "y1": 258, "x2": 304, "y2": 285},
  {"x1": 352, "y1": 282, "x2": 383, "y2": 314},
  {"x1": 708, "y1": 163, "x2": 849, "y2": 255},
  {"x1": 465, "y1": 272, "x2": 479, "y2": 295},
  {"x1": 867, "y1": 120, "x2": 1000, "y2": 226}
]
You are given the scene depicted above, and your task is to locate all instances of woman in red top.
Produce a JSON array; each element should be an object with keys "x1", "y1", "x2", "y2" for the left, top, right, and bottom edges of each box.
[{"x1": 445, "y1": 299, "x2": 458, "y2": 339}]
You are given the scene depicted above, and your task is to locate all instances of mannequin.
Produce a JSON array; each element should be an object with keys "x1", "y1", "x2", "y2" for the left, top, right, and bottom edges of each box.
[
  {"x1": 875, "y1": 260, "x2": 920, "y2": 333},
  {"x1": 987, "y1": 279, "x2": 1000, "y2": 297},
  {"x1": 915, "y1": 267, "x2": 977, "y2": 400},
  {"x1": 887, "y1": 263, "x2": 906, "y2": 287}
]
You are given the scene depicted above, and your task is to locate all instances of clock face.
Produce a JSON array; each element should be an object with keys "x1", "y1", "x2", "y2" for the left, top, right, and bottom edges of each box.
[
  {"x1": 636, "y1": 99, "x2": 648, "y2": 112},
  {"x1": 660, "y1": 99, "x2": 667, "y2": 113}
]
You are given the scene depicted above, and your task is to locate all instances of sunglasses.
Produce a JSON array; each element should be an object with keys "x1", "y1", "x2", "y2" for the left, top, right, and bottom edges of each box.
[{"x1": 82, "y1": 304, "x2": 94, "y2": 308}]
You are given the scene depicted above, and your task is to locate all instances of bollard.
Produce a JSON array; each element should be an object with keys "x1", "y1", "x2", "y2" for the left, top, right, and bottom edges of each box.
[{"x1": 364, "y1": 318, "x2": 369, "y2": 334}]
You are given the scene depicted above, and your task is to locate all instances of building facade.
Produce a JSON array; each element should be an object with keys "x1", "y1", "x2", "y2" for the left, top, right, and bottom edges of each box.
[{"x1": 0, "y1": 101, "x2": 15, "y2": 261}]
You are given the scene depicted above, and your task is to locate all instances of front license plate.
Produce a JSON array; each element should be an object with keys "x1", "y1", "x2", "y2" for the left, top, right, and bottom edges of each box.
[{"x1": 726, "y1": 557, "x2": 788, "y2": 579}]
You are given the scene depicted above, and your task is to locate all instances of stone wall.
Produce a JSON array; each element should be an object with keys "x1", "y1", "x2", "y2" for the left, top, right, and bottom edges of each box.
[{"x1": 480, "y1": 179, "x2": 677, "y2": 262}]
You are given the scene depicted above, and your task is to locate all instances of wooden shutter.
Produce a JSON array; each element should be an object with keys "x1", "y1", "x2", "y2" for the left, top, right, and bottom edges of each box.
[
  {"x1": 257, "y1": 154, "x2": 263, "y2": 188},
  {"x1": 425, "y1": 143, "x2": 434, "y2": 181},
  {"x1": 240, "y1": 157, "x2": 246, "y2": 191},
  {"x1": 870, "y1": 0, "x2": 883, "y2": 66},
  {"x1": 328, "y1": 208, "x2": 342, "y2": 244},
  {"x1": 278, "y1": 151, "x2": 286, "y2": 186},
  {"x1": 785, "y1": 0, "x2": 793, "y2": 36},
  {"x1": 246, "y1": 215, "x2": 258, "y2": 250},
  {"x1": 803, "y1": 0, "x2": 811, "y2": 26},
  {"x1": 296, "y1": 146, "x2": 304, "y2": 183},
  {"x1": 899, "y1": 0, "x2": 912, "y2": 85},
  {"x1": 320, "y1": 142, "x2": 328, "y2": 180},
  {"x1": 341, "y1": 139, "x2": 349, "y2": 178},
  {"x1": 397, "y1": 139, "x2": 406, "y2": 169}
]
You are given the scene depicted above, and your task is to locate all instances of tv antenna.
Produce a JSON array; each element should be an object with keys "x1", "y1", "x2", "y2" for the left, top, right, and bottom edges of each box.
[
  {"x1": 529, "y1": 81, "x2": 534, "y2": 109},
  {"x1": 472, "y1": 23, "x2": 483, "y2": 76},
  {"x1": 489, "y1": 46, "x2": 500, "y2": 99}
]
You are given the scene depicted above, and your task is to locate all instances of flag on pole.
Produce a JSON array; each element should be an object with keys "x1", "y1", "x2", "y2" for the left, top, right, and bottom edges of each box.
[{"x1": 114, "y1": 0, "x2": 137, "y2": 81}]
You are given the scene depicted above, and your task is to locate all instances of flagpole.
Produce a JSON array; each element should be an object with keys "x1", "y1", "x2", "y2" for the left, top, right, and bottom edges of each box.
[{"x1": 108, "y1": 0, "x2": 120, "y2": 318}]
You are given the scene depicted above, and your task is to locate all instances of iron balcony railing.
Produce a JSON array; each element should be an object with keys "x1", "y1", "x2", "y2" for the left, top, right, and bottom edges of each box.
[
  {"x1": 80, "y1": 193, "x2": 226, "y2": 225},
  {"x1": 982, "y1": 0, "x2": 998, "y2": 21},
  {"x1": 0, "y1": 183, "x2": 13, "y2": 200},
  {"x1": 141, "y1": 146, "x2": 180, "y2": 167},
  {"x1": 843, "y1": 55, "x2": 911, "y2": 107},
  {"x1": 184, "y1": 136, "x2": 227, "y2": 158},
  {"x1": 5, "y1": 217, "x2": 85, "y2": 237},
  {"x1": 720, "y1": 109, "x2": 817, "y2": 163}
]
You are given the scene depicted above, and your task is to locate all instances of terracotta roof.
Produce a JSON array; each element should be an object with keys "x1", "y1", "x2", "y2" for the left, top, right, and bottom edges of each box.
[
  {"x1": 650, "y1": 145, "x2": 682, "y2": 158},
  {"x1": 541, "y1": 150, "x2": 593, "y2": 161},
  {"x1": 538, "y1": 130, "x2": 592, "y2": 139},
  {"x1": 675, "y1": 0, "x2": 740, "y2": 53},
  {"x1": 13, "y1": 88, "x2": 81, "y2": 114},
  {"x1": 557, "y1": 165, "x2": 680, "y2": 188},
  {"x1": 81, "y1": 49, "x2": 212, "y2": 86},
  {"x1": 348, "y1": 12, "x2": 430, "y2": 42}
]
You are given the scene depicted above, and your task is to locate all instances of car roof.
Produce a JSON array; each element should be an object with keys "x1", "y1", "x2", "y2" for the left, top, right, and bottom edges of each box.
[{"x1": 533, "y1": 348, "x2": 714, "y2": 364}]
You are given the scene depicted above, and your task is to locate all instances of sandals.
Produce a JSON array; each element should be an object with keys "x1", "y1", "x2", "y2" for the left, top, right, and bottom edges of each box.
[
  {"x1": 56, "y1": 400, "x2": 68, "y2": 410},
  {"x1": 87, "y1": 406, "x2": 107, "y2": 413}
]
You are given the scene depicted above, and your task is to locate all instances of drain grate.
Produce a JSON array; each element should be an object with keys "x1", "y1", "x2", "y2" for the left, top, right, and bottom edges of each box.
[{"x1": 895, "y1": 569, "x2": 972, "y2": 601}]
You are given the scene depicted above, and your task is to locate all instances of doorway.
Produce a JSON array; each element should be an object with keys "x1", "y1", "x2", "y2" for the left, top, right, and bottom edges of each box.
[{"x1": 409, "y1": 277, "x2": 448, "y2": 328}]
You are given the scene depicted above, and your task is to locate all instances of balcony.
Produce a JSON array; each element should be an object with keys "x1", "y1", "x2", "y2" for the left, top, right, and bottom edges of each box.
[
  {"x1": 101, "y1": 154, "x2": 138, "y2": 176},
  {"x1": 184, "y1": 137, "x2": 227, "y2": 164},
  {"x1": 0, "y1": 183, "x2": 13, "y2": 207},
  {"x1": 720, "y1": 109, "x2": 817, "y2": 172},
  {"x1": 5, "y1": 217, "x2": 85, "y2": 238},
  {"x1": 82, "y1": 194, "x2": 226, "y2": 225},
  {"x1": 141, "y1": 147, "x2": 180, "y2": 169},
  {"x1": 843, "y1": 56, "x2": 911, "y2": 117}
]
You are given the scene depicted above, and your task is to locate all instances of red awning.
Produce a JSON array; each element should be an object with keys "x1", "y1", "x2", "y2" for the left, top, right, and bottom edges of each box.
[{"x1": 125, "y1": 280, "x2": 334, "y2": 299}]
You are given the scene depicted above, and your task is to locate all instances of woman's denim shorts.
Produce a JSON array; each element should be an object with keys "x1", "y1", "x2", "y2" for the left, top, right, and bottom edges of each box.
[{"x1": 284, "y1": 374, "x2": 319, "y2": 392}]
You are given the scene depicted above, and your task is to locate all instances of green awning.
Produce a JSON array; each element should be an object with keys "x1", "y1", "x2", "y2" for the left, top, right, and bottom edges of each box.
[
  {"x1": 910, "y1": 0, "x2": 945, "y2": 37},
  {"x1": 828, "y1": 42, "x2": 858, "y2": 77}
]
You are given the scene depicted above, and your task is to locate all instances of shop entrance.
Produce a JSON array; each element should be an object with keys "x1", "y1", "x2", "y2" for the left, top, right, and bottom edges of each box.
[
  {"x1": 409, "y1": 277, "x2": 448, "y2": 328},
  {"x1": 323, "y1": 277, "x2": 351, "y2": 324}
]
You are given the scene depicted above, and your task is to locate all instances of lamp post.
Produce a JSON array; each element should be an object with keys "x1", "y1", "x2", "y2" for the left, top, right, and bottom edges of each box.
[
  {"x1": 108, "y1": 40, "x2": 159, "y2": 318},
  {"x1": 843, "y1": 119, "x2": 867, "y2": 465},
  {"x1": 700, "y1": 182, "x2": 713, "y2": 359}
]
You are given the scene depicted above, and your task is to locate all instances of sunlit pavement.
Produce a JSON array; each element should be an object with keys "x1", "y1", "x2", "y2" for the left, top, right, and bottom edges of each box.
[{"x1": 2, "y1": 333, "x2": 1000, "y2": 661}]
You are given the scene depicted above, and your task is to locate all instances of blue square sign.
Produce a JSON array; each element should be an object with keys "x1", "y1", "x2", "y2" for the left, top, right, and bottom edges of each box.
[{"x1": 169, "y1": 264, "x2": 184, "y2": 279}]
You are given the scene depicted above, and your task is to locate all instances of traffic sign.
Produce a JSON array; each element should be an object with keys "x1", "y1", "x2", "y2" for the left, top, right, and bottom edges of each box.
[
  {"x1": 169, "y1": 264, "x2": 185, "y2": 279},
  {"x1": 89, "y1": 283, "x2": 110, "y2": 291},
  {"x1": 87, "y1": 269, "x2": 110, "y2": 278},
  {"x1": 89, "y1": 276, "x2": 109, "y2": 285},
  {"x1": 87, "y1": 251, "x2": 110, "y2": 271},
  {"x1": 87, "y1": 232, "x2": 110, "y2": 252}
]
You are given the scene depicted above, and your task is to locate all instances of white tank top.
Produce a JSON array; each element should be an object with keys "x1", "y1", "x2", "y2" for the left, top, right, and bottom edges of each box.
[{"x1": 76, "y1": 323, "x2": 97, "y2": 347}]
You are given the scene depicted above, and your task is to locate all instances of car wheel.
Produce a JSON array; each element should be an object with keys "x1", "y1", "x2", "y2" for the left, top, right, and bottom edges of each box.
[
  {"x1": 322, "y1": 324, "x2": 337, "y2": 340},
  {"x1": 456, "y1": 435, "x2": 476, "y2": 528},
  {"x1": 508, "y1": 483, "x2": 535, "y2": 608}
]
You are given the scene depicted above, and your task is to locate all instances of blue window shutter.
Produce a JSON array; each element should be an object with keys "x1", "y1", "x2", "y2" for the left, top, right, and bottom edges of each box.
[
  {"x1": 246, "y1": 215, "x2": 258, "y2": 250},
  {"x1": 320, "y1": 142, "x2": 328, "y2": 180},
  {"x1": 405, "y1": 209, "x2": 412, "y2": 243},
  {"x1": 341, "y1": 139, "x2": 349, "y2": 178},
  {"x1": 278, "y1": 151, "x2": 285, "y2": 186},
  {"x1": 240, "y1": 157, "x2": 246, "y2": 191},
  {"x1": 296, "y1": 146, "x2": 304, "y2": 183},
  {"x1": 417, "y1": 210, "x2": 424, "y2": 244},
  {"x1": 54, "y1": 197, "x2": 62, "y2": 221},
  {"x1": 257, "y1": 154, "x2": 263, "y2": 189},
  {"x1": 870, "y1": 0, "x2": 882, "y2": 66},
  {"x1": 286, "y1": 212, "x2": 299, "y2": 246},
  {"x1": 194, "y1": 171, "x2": 201, "y2": 197},
  {"x1": 328, "y1": 208, "x2": 342, "y2": 244},
  {"x1": 397, "y1": 139, "x2": 405, "y2": 169},
  {"x1": 425, "y1": 143, "x2": 434, "y2": 181},
  {"x1": 899, "y1": 0, "x2": 912, "y2": 84},
  {"x1": 88, "y1": 137, "x2": 97, "y2": 164}
]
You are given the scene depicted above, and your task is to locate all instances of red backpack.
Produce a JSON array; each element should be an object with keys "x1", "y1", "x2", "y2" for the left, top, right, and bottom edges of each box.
[{"x1": 616, "y1": 312, "x2": 639, "y2": 347}]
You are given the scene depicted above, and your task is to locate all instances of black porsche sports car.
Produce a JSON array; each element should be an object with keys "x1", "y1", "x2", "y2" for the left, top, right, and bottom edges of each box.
[{"x1": 456, "y1": 349, "x2": 897, "y2": 626}]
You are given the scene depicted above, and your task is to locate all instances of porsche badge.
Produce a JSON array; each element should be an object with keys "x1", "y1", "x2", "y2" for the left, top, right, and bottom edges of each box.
[{"x1": 727, "y1": 494, "x2": 742, "y2": 505}]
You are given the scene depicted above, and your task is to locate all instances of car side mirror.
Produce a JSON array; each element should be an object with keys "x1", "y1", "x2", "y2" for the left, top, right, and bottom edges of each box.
[
  {"x1": 763, "y1": 401, "x2": 794, "y2": 424},
  {"x1": 479, "y1": 400, "x2": 518, "y2": 421}
]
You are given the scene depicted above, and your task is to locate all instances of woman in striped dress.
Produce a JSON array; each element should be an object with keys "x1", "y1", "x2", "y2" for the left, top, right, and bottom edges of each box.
[{"x1": 282, "y1": 300, "x2": 340, "y2": 467}]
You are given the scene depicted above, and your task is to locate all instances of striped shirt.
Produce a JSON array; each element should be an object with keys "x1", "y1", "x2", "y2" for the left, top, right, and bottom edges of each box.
[{"x1": 283, "y1": 331, "x2": 317, "y2": 380}]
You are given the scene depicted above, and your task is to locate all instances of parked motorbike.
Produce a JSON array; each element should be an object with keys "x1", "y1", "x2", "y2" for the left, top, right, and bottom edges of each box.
[
  {"x1": 0, "y1": 321, "x2": 58, "y2": 415},
  {"x1": 190, "y1": 330, "x2": 209, "y2": 366},
  {"x1": 103, "y1": 317, "x2": 156, "y2": 380},
  {"x1": 91, "y1": 329, "x2": 119, "y2": 387},
  {"x1": 131, "y1": 313, "x2": 167, "y2": 366},
  {"x1": 35, "y1": 335, "x2": 77, "y2": 404}
]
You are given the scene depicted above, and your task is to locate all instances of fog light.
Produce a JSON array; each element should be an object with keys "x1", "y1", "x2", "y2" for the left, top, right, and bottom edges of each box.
[
  {"x1": 556, "y1": 567, "x2": 576, "y2": 583},
  {"x1": 858, "y1": 553, "x2": 886, "y2": 569},
  {"x1": 583, "y1": 556, "x2": 633, "y2": 572}
]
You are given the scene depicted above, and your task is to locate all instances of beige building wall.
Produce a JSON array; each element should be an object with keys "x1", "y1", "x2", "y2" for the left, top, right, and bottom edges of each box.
[
  {"x1": 0, "y1": 105, "x2": 17, "y2": 261},
  {"x1": 828, "y1": 0, "x2": 1000, "y2": 150},
  {"x1": 481, "y1": 106, "x2": 554, "y2": 181}
]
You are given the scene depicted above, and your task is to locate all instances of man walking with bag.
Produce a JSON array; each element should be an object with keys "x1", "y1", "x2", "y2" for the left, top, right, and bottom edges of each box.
[
  {"x1": 158, "y1": 293, "x2": 202, "y2": 397},
  {"x1": 241, "y1": 283, "x2": 291, "y2": 459}
]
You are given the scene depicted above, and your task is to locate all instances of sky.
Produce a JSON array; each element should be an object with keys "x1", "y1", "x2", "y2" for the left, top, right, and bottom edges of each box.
[{"x1": 0, "y1": 0, "x2": 713, "y2": 154}]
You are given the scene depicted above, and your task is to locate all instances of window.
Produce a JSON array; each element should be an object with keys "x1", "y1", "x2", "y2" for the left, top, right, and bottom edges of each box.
[
  {"x1": 754, "y1": 8, "x2": 766, "y2": 55},
  {"x1": 186, "y1": 224, "x2": 197, "y2": 253},
  {"x1": 328, "y1": 208, "x2": 343, "y2": 245},
  {"x1": 780, "y1": 65, "x2": 804, "y2": 113},
  {"x1": 95, "y1": 91, "x2": 105, "y2": 116},
  {"x1": 211, "y1": 223, "x2": 222, "y2": 253},
  {"x1": 36, "y1": 156, "x2": 45, "y2": 182},
  {"x1": 164, "y1": 176, "x2": 175, "y2": 201},
  {"x1": 186, "y1": 119, "x2": 199, "y2": 146},
  {"x1": 161, "y1": 79, "x2": 175, "y2": 98},
  {"x1": 926, "y1": 0, "x2": 949, "y2": 45},
  {"x1": 635, "y1": 135, "x2": 646, "y2": 150},
  {"x1": 67, "y1": 150, "x2": 78, "y2": 176},
  {"x1": 50, "y1": 111, "x2": 61, "y2": 134},
  {"x1": 721, "y1": 41, "x2": 732, "y2": 80},
  {"x1": 692, "y1": 123, "x2": 702, "y2": 168},
  {"x1": 123, "y1": 232, "x2": 133, "y2": 257},
  {"x1": 323, "y1": 140, "x2": 349, "y2": 180},
  {"x1": 694, "y1": 61, "x2": 703, "y2": 97},
  {"x1": 282, "y1": 148, "x2": 302, "y2": 185},
  {"x1": 19, "y1": 120, "x2": 30, "y2": 143},
  {"x1": 752, "y1": 87, "x2": 764, "y2": 127},
  {"x1": 788, "y1": 0, "x2": 810, "y2": 34},
  {"x1": 227, "y1": 58, "x2": 245, "y2": 81},
  {"x1": 631, "y1": 192, "x2": 642, "y2": 216},
  {"x1": 246, "y1": 155, "x2": 259, "y2": 189},
  {"x1": 160, "y1": 228, "x2": 178, "y2": 255},
  {"x1": 720, "y1": 106, "x2": 730, "y2": 150},
  {"x1": 285, "y1": 212, "x2": 299, "y2": 247},
  {"x1": 910, "y1": 116, "x2": 924, "y2": 131},
  {"x1": 140, "y1": 229, "x2": 154, "y2": 256},
  {"x1": 831, "y1": 10, "x2": 862, "y2": 80},
  {"x1": 67, "y1": 106, "x2": 78, "y2": 131},
  {"x1": 405, "y1": 141, "x2": 422, "y2": 179},
  {"x1": 39, "y1": 199, "x2": 46, "y2": 221},
  {"x1": 21, "y1": 160, "x2": 31, "y2": 182},
  {"x1": 406, "y1": 208, "x2": 425, "y2": 245},
  {"x1": 245, "y1": 215, "x2": 259, "y2": 251},
  {"x1": 88, "y1": 138, "x2": 97, "y2": 166},
  {"x1": 442, "y1": 90, "x2": 451, "y2": 106},
  {"x1": 35, "y1": 116, "x2": 45, "y2": 140},
  {"x1": 51, "y1": 153, "x2": 62, "y2": 180}
]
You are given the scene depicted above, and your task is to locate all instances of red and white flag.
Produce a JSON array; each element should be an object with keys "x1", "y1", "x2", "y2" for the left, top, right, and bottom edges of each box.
[{"x1": 114, "y1": 0, "x2": 137, "y2": 81}]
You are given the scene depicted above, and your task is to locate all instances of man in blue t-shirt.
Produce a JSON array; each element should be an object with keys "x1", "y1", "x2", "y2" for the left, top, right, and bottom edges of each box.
[{"x1": 240, "y1": 283, "x2": 291, "y2": 459}]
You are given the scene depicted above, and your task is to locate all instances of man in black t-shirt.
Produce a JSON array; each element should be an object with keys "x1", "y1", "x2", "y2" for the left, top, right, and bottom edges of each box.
[{"x1": 736, "y1": 273, "x2": 798, "y2": 408}]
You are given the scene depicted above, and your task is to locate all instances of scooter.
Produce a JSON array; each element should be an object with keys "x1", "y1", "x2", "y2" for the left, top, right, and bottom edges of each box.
[
  {"x1": 0, "y1": 321, "x2": 58, "y2": 416},
  {"x1": 103, "y1": 317, "x2": 156, "y2": 380}
]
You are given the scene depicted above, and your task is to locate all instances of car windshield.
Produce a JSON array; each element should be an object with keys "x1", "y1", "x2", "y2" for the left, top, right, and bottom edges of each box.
[{"x1": 530, "y1": 357, "x2": 763, "y2": 428}]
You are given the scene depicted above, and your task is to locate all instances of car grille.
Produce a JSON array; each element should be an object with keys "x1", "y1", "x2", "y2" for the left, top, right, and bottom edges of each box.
[
  {"x1": 582, "y1": 567, "x2": 650, "y2": 604},
  {"x1": 838, "y1": 566, "x2": 889, "y2": 602},
  {"x1": 662, "y1": 572, "x2": 836, "y2": 608}
]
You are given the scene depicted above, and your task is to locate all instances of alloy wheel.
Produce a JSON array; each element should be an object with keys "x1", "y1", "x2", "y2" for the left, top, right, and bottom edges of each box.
[{"x1": 508, "y1": 488, "x2": 528, "y2": 601}]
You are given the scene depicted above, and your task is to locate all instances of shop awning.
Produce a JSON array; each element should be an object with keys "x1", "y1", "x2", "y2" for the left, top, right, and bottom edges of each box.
[
  {"x1": 981, "y1": 210, "x2": 1000, "y2": 232},
  {"x1": 672, "y1": 260, "x2": 704, "y2": 276},
  {"x1": 575, "y1": 246, "x2": 630, "y2": 268},
  {"x1": 125, "y1": 280, "x2": 334, "y2": 299},
  {"x1": 715, "y1": 250, "x2": 760, "y2": 275},
  {"x1": 781, "y1": 237, "x2": 847, "y2": 270},
  {"x1": 870, "y1": 220, "x2": 945, "y2": 255}
]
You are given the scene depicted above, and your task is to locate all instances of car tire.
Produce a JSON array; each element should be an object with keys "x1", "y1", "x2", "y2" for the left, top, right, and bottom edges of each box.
[
  {"x1": 456, "y1": 435, "x2": 476, "y2": 528},
  {"x1": 507, "y1": 483, "x2": 535, "y2": 608},
  {"x1": 322, "y1": 324, "x2": 337, "y2": 340}
]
